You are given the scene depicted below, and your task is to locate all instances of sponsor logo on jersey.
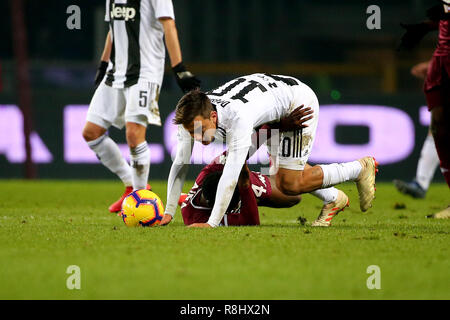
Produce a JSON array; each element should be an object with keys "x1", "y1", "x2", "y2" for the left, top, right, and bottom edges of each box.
[{"x1": 110, "y1": 3, "x2": 136, "y2": 21}]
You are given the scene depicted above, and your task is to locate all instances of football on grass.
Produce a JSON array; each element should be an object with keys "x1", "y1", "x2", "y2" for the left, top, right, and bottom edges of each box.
[{"x1": 121, "y1": 189, "x2": 164, "y2": 227}]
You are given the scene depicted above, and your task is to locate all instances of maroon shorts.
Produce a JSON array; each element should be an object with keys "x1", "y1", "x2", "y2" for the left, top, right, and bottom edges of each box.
[{"x1": 424, "y1": 55, "x2": 450, "y2": 111}]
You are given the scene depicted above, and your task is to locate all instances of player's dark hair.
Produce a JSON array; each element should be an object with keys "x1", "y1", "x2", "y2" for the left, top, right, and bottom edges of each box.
[
  {"x1": 173, "y1": 90, "x2": 213, "y2": 126},
  {"x1": 202, "y1": 171, "x2": 240, "y2": 212}
]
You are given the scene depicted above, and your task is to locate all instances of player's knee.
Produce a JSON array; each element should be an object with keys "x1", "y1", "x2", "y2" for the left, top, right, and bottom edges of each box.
[
  {"x1": 126, "y1": 136, "x2": 139, "y2": 149},
  {"x1": 82, "y1": 125, "x2": 102, "y2": 142},
  {"x1": 126, "y1": 127, "x2": 146, "y2": 149}
]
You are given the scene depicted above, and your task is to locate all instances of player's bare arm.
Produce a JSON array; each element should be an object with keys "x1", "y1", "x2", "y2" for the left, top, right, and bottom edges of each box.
[
  {"x1": 100, "y1": 30, "x2": 112, "y2": 63},
  {"x1": 159, "y1": 17, "x2": 182, "y2": 67},
  {"x1": 160, "y1": 17, "x2": 201, "y2": 93},
  {"x1": 398, "y1": 1, "x2": 448, "y2": 51},
  {"x1": 94, "y1": 31, "x2": 112, "y2": 89},
  {"x1": 238, "y1": 163, "x2": 251, "y2": 189},
  {"x1": 411, "y1": 60, "x2": 431, "y2": 79}
]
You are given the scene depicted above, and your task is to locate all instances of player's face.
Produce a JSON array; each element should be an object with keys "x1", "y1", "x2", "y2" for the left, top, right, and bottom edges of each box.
[{"x1": 185, "y1": 112, "x2": 217, "y2": 145}]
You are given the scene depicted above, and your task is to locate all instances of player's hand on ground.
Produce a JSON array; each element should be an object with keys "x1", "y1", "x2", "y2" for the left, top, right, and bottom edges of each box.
[
  {"x1": 188, "y1": 223, "x2": 212, "y2": 228},
  {"x1": 94, "y1": 61, "x2": 108, "y2": 89},
  {"x1": 410, "y1": 61, "x2": 430, "y2": 79},
  {"x1": 172, "y1": 62, "x2": 201, "y2": 93},
  {"x1": 279, "y1": 105, "x2": 314, "y2": 132},
  {"x1": 159, "y1": 214, "x2": 173, "y2": 226}
]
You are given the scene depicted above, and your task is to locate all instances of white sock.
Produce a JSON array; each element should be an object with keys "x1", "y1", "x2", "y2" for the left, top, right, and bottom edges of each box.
[
  {"x1": 130, "y1": 141, "x2": 150, "y2": 190},
  {"x1": 319, "y1": 161, "x2": 362, "y2": 188},
  {"x1": 87, "y1": 134, "x2": 132, "y2": 186},
  {"x1": 311, "y1": 187, "x2": 339, "y2": 204},
  {"x1": 415, "y1": 134, "x2": 440, "y2": 190}
]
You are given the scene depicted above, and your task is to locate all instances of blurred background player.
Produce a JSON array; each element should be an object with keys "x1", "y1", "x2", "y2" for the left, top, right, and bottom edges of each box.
[
  {"x1": 82, "y1": 0, "x2": 200, "y2": 213},
  {"x1": 393, "y1": 60, "x2": 440, "y2": 198},
  {"x1": 399, "y1": 0, "x2": 450, "y2": 218}
]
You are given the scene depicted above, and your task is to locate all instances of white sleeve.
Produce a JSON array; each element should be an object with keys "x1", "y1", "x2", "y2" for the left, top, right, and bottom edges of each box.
[
  {"x1": 207, "y1": 120, "x2": 253, "y2": 227},
  {"x1": 151, "y1": 0, "x2": 175, "y2": 19},
  {"x1": 165, "y1": 125, "x2": 193, "y2": 217},
  {"x1": 105, "y1": 0, "x2": 110, "y2": 21}
]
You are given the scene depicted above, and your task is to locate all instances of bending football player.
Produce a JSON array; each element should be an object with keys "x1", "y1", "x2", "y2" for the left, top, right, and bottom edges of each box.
[{"x1": 163, "y1": 73, "x2": 378, "y2": 228}]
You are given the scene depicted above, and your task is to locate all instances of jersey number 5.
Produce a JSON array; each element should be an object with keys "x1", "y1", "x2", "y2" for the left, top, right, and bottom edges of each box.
[{"x1": 139, "y1": 90, "x2": 148, "y2": 108}]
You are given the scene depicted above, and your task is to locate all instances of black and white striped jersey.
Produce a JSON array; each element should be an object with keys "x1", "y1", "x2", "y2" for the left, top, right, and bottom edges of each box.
[
  {"x1": 104, "y1": 0, "x2": 175, "y2": 88},
  {"x1": 206, "y1": 73, "x2": 303, "y2": 143}
]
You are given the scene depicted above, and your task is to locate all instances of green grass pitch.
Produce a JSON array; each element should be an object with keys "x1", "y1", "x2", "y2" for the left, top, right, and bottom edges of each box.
[{"x1": 0, "y1": 180, "x2": 448, "y2": 300}]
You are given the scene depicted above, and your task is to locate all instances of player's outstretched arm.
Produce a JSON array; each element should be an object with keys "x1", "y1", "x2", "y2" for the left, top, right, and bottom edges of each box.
[
  {"x1": 189, "y1": 119, "x2": 253, "y2": 228},
  {"x1": 161, "y1": 126, "x2": 194, "y2": 226},
  {"x1": 159, "y1": 17, "x2": 201, "y2": 93},
  {"x1": 210, "y1": 147, "x2": 250, "y2": 227}
]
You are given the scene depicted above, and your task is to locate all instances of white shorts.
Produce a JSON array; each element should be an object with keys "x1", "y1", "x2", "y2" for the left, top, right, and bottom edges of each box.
[
  {"x1": 86, "y1": 80, "x2": 162, "y2": 129},
  {"x1": 269, "y1": 83, "x2": 319, "y2": 171}
]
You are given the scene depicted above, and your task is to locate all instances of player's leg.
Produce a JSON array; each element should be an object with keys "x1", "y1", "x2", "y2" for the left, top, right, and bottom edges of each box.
[
  {"x1": 83, "y1": 81, "x2": 133, "y2": 212},
  {"x1": 429, "y1": 104, "x2": 450, "y2": 218},
  {"x1": 422, "y1": 55, "x2": 450, "y2": 218},
  {"x1": 272, "y1": 84, "x2": 376, "y2": 212},
  {"x1": 275, "y1": 124, "x2": 376, "y2": 212},
  {"x1": 394, "y1": 130, "x2": 439, "y2": 198},
  {"x1": 416, "y1": 131, "x2": 440, "y2": 189},
  {"x1": 83, "y1": 122, "x2": 132, "y2": 186},
  {"x1": 424, "y1": 56, "x2": 450, "y2": 187},
  {"x1": 258, "y1": 176, "x2": 302, "y2": 208},
  {"x1": 273, "y1": 119, "x2": 374, "y2": 212},
  {"x1": 125, "y1": 82, "x2": 162, "y2": 190},
  {"x1": 272, "y1": 85, "x2": 323, "y2": 195},
  {"x1": 126, "y1": 121, "x2": 150, "y2": 190},
  {"x1": 304, "y1": 163, "x2": 349, "y2": 227},
  {"x1": 430, "y1": 104, "x2": 450, "y2": 187},
  {"x1": 277, "y1": 157, "x2": 376, "y2": 212}
]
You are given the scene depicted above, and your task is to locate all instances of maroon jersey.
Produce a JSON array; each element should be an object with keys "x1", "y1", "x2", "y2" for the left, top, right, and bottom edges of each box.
[
  {"x1": 181, "y1": 154, "x2": 272, "y2": 226},
  {"x1": 424, "y1": 7, "x2": 450, "y2": 109},
  {"x1": 435, "y1": 19, "x2": 450, "y2": 56}
]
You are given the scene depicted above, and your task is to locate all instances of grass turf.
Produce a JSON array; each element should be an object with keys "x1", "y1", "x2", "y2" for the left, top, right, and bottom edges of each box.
[{"x1": 0, "y1": 180, "x2": 448, "y2": 300}]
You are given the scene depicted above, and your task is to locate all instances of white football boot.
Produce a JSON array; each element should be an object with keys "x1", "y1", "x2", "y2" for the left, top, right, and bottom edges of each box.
[
  {"x1": 356, "y1": 157, "x2": 378, "y2": 212},
  {"x1": 312, "y1": 190, "x2": 349, "y2": 227}
]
